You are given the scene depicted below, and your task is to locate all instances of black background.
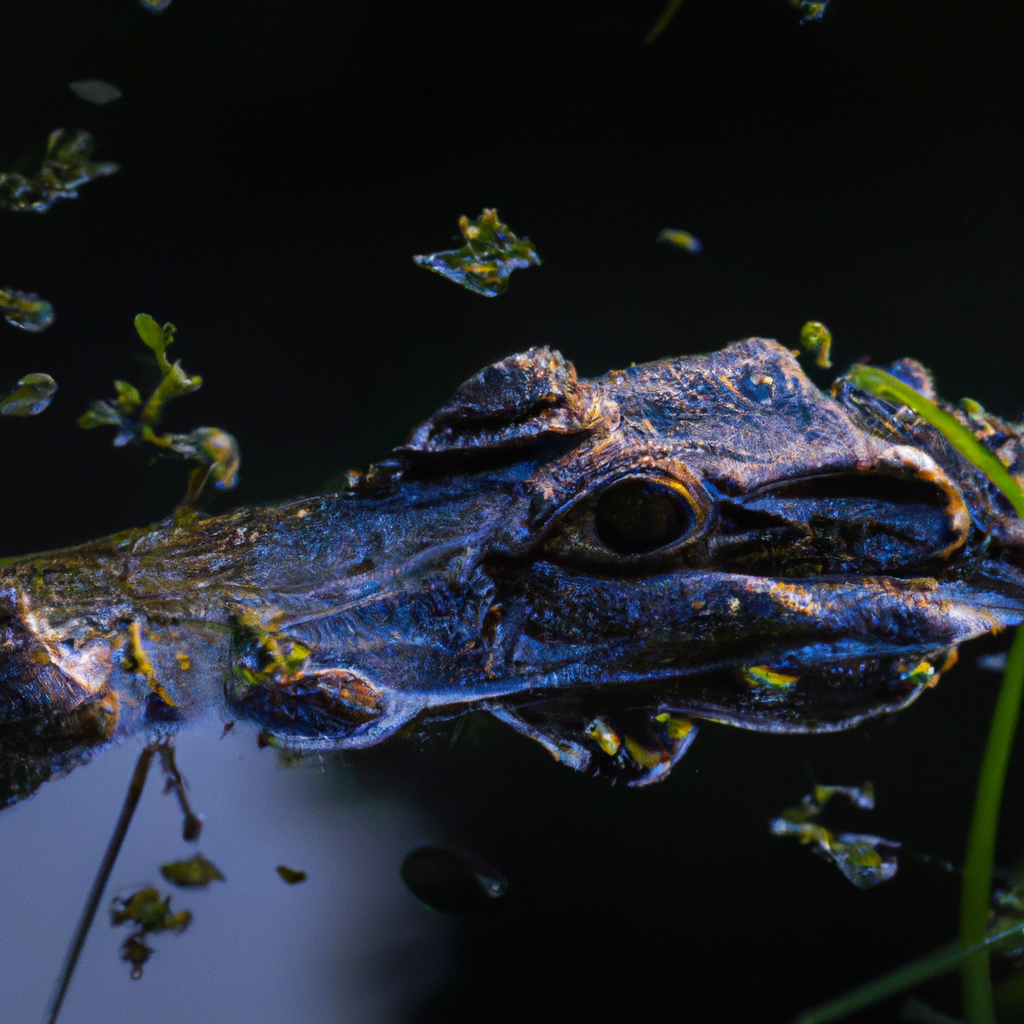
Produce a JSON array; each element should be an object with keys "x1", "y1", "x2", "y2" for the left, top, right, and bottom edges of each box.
[{"x1": 1, "y1": 1, "x2": 1022, "y2": 1021}]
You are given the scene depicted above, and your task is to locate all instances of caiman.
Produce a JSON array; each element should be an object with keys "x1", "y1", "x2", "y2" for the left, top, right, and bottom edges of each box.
[{"x1": 3, "y1": 338, "x2": 1024, "y2": 803}]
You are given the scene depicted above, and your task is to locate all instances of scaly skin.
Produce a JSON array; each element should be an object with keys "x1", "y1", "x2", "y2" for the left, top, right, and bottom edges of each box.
[{"x1": 3, "y1": 339, "x2": 1023, "y2": 803}]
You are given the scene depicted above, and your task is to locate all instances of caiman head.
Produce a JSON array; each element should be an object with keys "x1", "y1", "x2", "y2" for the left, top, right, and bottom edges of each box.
[{"x1": 3, "y1": 338, "x2": 1024, "y2": 799}]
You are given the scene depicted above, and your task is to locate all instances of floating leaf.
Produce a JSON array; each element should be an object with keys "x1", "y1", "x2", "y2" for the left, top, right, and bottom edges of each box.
[
  {"x1": 69, "y1": 79, "x2": 123, "y2": 105},
  {"x1": 0, "y1": 373, "x2": 57, "y2": 416},
  {"x1": 656, "y1": 228, "x2": 702, "y2": 253},
  {"x1": 120, "y1": 933, "x2": 154, "y2": 979},
  {"x1": 276, "y1": 865, "x2": 307, "y2": 884},
  {"x1": 0, "y1": 129, "x2": 118, "y2": 213},
  {"x1": 159, "y1": 854, "x2": 225, "y2": 888},
  {"x1": 799, "y1": 320, "x2": 833, "y2": 368},
  {"x1": 400, "y1": 845, "x2": 508, "y2": 915},
  {"x1": 0, "y1": 287, "x2": 54, "y2": 332},
  {"x1": 413, "y1": 209, "x2": 540, "y2": 297},
  {"x1": 789, "y1": 0, "x2": 830, "y2": 23},
  {"x1": 134, "y1": 313, "x2": 173, "y2": 363},
  {"x1": 771, "y1": 783, "x2": 899, "y2": 888},
  {"x1": 165, "y1": 427, "x2": 242, "y2": 490},
  {"x1": 110, "y1": 888, "x2": 192, "y2": 978}
]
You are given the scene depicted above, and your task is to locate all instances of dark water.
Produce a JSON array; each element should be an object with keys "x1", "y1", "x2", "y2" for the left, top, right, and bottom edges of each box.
[{"x1": 1, "y1": 1, "x2": 1022, "y2": 1021}]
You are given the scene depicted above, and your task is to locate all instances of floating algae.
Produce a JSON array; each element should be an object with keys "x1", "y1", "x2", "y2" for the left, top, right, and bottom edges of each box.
[
  {"x1": 0, "y1": 130, "x2": 118, "y2": 213},
  {"x1": 159, "y1": 855, "x2": 225, "y2": 889},
  {"x1": 771, "y1": 783, "x2": 901, "y2": 888},
  {"x1": 110, "y1": 888, "x2": 192, "y2": 979},
  {"x1": 0, "y1": 287, "x2": 54, "y2": 332},
  {"x1": 0, "y1": 373, "x2": 57, "y2": 416},
  {"x1": 413, "y1": 209, "x2": 540, "y2": 297},
  {"x1": 656, "y1": 228, "x2": 702, "y2": 253}
]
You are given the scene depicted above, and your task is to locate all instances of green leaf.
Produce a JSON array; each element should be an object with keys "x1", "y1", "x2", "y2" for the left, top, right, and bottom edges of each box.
[
  {"x1": 78, "y1": 400, "x2": 122, "y2": 429},
  {"x1": 0, "y1": 373, "x2": 57, "y2": 416},
  {"x1": 134, "y1": 313, "x2": 168, "y2": 357},
  {"x1": 114, "y1": 380, "x2": 142, "y2": 414},
  {"x1": 799, "y1": 321, "x2": 833, "y2": 368},
  {"x1": 159, "y1": 853, "x2": 226, "y2": 888}
]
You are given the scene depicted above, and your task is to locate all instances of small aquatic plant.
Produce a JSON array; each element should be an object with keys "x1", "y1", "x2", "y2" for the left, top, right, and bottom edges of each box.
[{"x1": 79, "y1": 313, "x2": 241, "y2": 503}]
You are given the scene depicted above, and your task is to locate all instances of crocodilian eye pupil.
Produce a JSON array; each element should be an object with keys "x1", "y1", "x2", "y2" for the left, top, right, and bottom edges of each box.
[{"x1": 593, "y1": 479, "x2": 693, "y2": 555}]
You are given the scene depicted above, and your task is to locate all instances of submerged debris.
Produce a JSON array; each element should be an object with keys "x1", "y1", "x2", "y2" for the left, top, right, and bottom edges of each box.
[
  {"x1": 79, "y1": 314, "x2": 240, "y2": 499},
  {"x1": 400, "y1": 845, "x2": 508, "y2": 915},
  {"x1": 110, "y1": 888, "x2": 191, "y2": 978},
  {"x1": 0, "y1": 129, "x2": 118, "y2": 213},
  {"x1": 69, "y1": 79, "x2": 123, "y2": 105},
  {"x1": 656, "y1": 228, "x2": 702, "y2": 253},
  {"x1": 799, "y1": 320, "x2": 833, "y2": 368},
  {"x1": 0, "y1": 287, "x2": 54, "y2": 332},
  {"x1": 978, "y1": 653, "x2": 1008, "y2": 674},
  {"x1": 771, "y1": 782, "x2": 901, "y2": 888},
  {"x1": 413, "y1": 209, "x2": 540, "y2": 297},
  {"x1": 159, "y1": 854, "x2": 225, "y2": 888},
  {"x1": 0, "y1": 373, "x2": 57, "y2": 416},
  {"x1": 276, "y1": 865, "x2": 307, "y2": 885}
]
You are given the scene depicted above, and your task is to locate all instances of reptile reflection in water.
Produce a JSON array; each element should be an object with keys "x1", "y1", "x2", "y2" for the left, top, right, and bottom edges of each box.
[{"x1": 3, "y1": 338, "x2": 1024, "y2": 800}]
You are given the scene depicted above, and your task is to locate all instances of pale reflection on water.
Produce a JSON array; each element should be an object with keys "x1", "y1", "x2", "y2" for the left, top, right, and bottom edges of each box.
[{"x1": 0, "y1": 722, "x2": 449, "y2": 1024}]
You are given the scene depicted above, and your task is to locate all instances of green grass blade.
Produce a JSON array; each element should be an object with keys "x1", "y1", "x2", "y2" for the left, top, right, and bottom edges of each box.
[
  {"x1": 644, "y1": 0, "x2": 684, "y2": 44},
  {"x1": 960, "y1": 623, "x2": 1024, "y2": 1022},
  {"x1": 843, "y1": 364, "x2": 1024, "y2": 518},
  {"x1": 793, "y1": 920, "x2": 1024, "y2": 1024}
]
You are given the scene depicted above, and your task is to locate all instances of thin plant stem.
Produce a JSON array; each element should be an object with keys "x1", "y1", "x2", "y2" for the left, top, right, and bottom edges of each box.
[
  {"x1": 159, "y1": 743, "x2": 204, "y2": 841},
  {"x1": 793, "y1": 919, "x2": 1024, "y2": 1024},
  {"x1": 644, "y1": 0, "x2": 684, "y2": 45},
  {"x1": 960, "y1": 624, "x2": 1024, "y2": 1023},
  {"x1": 44, "y1": 744, "x2": 156, "y2": 1024}
]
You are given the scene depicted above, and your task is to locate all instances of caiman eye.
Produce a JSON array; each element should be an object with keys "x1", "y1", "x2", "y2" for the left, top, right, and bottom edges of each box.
[
  {"x1": 594, "y1": 479, "x2": 694, "y2": 555},
  {"x1": 542, "y1": 472, "x2": 712, "y2": 567}
]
